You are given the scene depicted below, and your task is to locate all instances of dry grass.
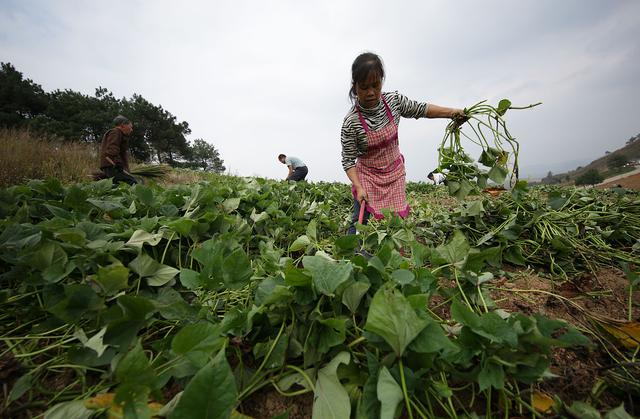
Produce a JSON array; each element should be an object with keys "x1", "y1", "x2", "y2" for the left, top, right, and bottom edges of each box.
[
  {"x1": 159, "y1": 168, "x2": 223, "y2": 186},
  {"x1": 0, "y1": 129, "x2": 96, "y2": 187}
]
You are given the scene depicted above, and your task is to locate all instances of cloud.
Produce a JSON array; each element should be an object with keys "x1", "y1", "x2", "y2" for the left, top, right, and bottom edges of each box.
[{"x1": 1, "y1": 0, "x2": 639, "y2": 181}]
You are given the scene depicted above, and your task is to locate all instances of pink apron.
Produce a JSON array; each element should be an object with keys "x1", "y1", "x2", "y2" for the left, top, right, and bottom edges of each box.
[{"x1": 352, "y1": 97, "x2": 409, "y2": 219}]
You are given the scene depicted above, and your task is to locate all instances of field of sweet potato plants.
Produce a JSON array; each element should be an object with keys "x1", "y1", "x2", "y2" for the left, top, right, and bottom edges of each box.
[{"x1": 0, "y1": 176, "x2": 638, "y2": 418}]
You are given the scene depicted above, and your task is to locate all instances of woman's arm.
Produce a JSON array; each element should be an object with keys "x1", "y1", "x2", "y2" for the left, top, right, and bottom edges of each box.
[
  {"x1": 286, "y1": 166, "x2": 293, "y2": 179},
  {"x1": 346, "y1": 167, "x2": 367, "y2": 202},
  {"x1": 425, "y1": 104, "x2": 465, "y2": 119}
]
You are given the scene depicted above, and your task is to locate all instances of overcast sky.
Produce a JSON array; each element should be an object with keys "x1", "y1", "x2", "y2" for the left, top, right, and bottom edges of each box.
[{"x1": 2, "y1": 0, "x2": 639, "y2": 181}]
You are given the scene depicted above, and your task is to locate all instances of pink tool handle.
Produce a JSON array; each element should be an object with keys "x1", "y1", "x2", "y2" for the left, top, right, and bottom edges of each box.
[{"x1": 358, "y1": 199, "x2": 366, "y2": 224}]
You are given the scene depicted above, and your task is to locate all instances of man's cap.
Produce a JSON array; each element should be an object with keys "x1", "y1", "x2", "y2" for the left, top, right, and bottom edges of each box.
[{"x1": 113, "y1": 115, "x2": 131, "y2": 126}]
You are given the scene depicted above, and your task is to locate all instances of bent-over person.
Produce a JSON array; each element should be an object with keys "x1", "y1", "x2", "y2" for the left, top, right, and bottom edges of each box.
[
  {"x1": 278, "y1": 154, "x2": 308, "y2": 181},
  {"x1": 99, "y1": 115, "x2": 137, "y2": 185}
]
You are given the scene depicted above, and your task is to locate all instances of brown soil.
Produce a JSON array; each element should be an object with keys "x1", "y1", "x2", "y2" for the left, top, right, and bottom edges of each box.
[
  {"x1": 239, "y1": 389, "x2": 313, "y2": 419},
  {"x1": 488, "y1": 267, "x2": 640, "y2": 413},
  {"x1": 598, "y1": 172, "x2": 640, "y2": 190}
]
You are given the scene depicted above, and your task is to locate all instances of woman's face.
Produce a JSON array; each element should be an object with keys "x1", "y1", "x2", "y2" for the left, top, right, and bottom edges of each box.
[{"x1": 356, "y1": 71, "x2": 382, "y2": 109}]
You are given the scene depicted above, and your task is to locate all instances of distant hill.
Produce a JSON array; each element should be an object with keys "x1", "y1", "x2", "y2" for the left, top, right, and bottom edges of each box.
[{"x1": 536, "y1": 133, "x2": 640, "y2": 185}]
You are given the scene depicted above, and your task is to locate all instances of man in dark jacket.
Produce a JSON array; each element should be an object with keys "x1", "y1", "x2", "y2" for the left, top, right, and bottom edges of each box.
[{"x1": 99, "y1": 115, "x2": 137, "y2": 185}]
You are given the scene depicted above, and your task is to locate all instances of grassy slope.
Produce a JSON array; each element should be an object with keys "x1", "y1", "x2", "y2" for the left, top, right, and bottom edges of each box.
[{"x1": 560, "y1": 136, "x2": 640, "y2": 182}]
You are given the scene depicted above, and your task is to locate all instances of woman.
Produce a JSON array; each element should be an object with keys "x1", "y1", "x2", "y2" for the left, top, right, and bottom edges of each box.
[{"x1": 341, "y1": 52, "x2": 465, "y2": 234}]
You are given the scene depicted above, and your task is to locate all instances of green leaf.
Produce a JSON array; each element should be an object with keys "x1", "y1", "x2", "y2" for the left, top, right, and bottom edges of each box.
[
  {"x1": 54, "y1": 227, "x2": 86, "y2": 245},
  {"x1": 377, "y1": 366, "x2": 403, "y2": 419},
  {"x1": 497, "y1": 99, "x2": 511, "y2": 116},
  {"x1": 172, "y1": 322, "x2": 224, "y2": 369},
  {"x1": 317, "y1": 318, "x2": 347, "y2": 354},
  {"x1": 47, "y1": 284, "x2": 103, "y2": 323},
  {"x1": 44, "y1": 400, "x2": 92, "y2": 419},
  {"x1": 342, "y1": 282, "x2": 370, "y2": 313},
  {"x1": 74, "y1": 327, "x2": 109, "y2": 357},
  {"x1": 334, "y1": 235, "x2": 360, "y2": 255},
  {"x1": 306, "y1": 219, "x2": 318, "y2": 241},
  {"x1": 433, "y1": 230, "x2": 470, "y2": 268},
  {"x1": 9, "y1": 372, "x2": 33, "y2": 402},
  {"x1": 42, "y1": 260, "x2": 76, "y2": 284},
  {"x1": 488, "y1": 164, "x2": 508, "y2": 184},
  {"x1": 44, "y1": 204, "x2": 73, "y2": 219},
  {"x1": 133, "y1": 184, "x2": 154, "y2": 206},
  {"x1": 391, "y1": 269, "x2": 415, "y2": 285},
  {"x1": 604, "y1": 404, "x2": 634, "y2": 419},
  {"x1": 0, "y1": 224, "x2": 42, "y2": 249},
  {"x1": 312, "y1": 352, "x2": 351, "y2": 419},
  {"x1": 479, "y1": 150, "x2": 495, "y2": 167},
  {"x1": 30, "y1": 241, "x2": 67, "y2": 271},
  {"x1": 478, "y1": 362, "x2": 505, "y2": 391},
  {"x1": 96, "y1": 264, "x2": 129, "y2": 295},
  {"x1": 222, "y1": 248, "x2": 253, "y2": 289},
  {"x1": 409, "y1": 321, "x2": 457, "y2": 354},
  {"x1": 170, "y1": 350, "x2": 237, "y2": 419},
  {"x1": 284, "y1": 266, "x2": 312, "y2": 287},
  {"x1": 115, "y1": 383, "x2": 152, "y2": 419},
  {"x1": 129, "y1": 253, "x2": 179, "y2": 286},
  {"x1": 167, "y1": 218, "x2": 197, "y2": 236},
  {"x1": 126, "y1": 229, "x2": 164, "y2": 249},
  {"x1": 115, "y1": 341, "x2": 156, "y2": 387},
  {"x1": 356, "y1": 360, "x2": 380, "y2": 419},
  {"x1": 87, "y1": 198, "x2": 125, "y2": 212},
  {"x1": 303, "y1": 255, "x2": 353, "y2": 297},
  {"x1": 454, "y1": 179, "x2": 475, "y2": 200},
  {"x1": 478, "y1": 311, "x2": 518, "y2": 346},
  {"x1": 503, "y1": 245, "x2": 527, "y2": 266},
  {"x1": 179, "y1": 269, "x2": 202, "y2": 290},
  {"x1": 222, "y1": 197, "x2": 241, "y2": 213},
  {"x1": 450, "y1": 299, "x2": 481, "y2": 328},
  {"x1": 289, "y1": 235, "x2": 311, "y2": 252},
  {"x1": 154, "y1": 289, "x2": 198, "y2": 321},
  {"x1": 365, "y1": 288, "x2": 429, "y2": 357},
  {"x1": 118, "y1": 295, "x2": 156, "y2": 319},
  {"x1": 566, "y1": 401, "x2": 601, "y2": 419},
  {"x1": 254, "y1": 334, "x2": 289, "y2": 369},
  {"x1": 463, "y1": 200, "x2": 485, "y2": 217}
]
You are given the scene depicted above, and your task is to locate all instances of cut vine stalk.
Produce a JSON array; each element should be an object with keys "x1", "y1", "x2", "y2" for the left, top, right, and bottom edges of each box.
[{"x1": 438, "y1": 99, "x2": 541, "y2": 199}]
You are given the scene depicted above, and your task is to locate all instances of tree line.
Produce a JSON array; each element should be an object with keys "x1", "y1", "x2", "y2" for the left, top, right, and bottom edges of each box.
[{"x1": 0, "y1": 62, "x2": 225, "y2": 172}]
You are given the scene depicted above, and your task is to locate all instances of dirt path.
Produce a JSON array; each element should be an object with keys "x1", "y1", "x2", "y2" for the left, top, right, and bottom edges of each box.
[
  {"x1": 597, "y1": 171, "x2": 640, "y2": 190},
  {"x1": 596, "y1": 167, "x2": 640, "y2": 189}
]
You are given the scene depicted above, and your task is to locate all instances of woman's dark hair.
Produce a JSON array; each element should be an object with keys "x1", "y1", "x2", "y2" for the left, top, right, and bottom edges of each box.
[
  {"x1": 349, "y1": 52, "x2": 385, "y2": 103},
  {"x1": 278, "y1": 154, "x2": 286, "y2": 160}
]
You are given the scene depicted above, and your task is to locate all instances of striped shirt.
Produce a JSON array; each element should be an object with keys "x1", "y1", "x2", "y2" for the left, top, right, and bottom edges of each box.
[{"x1": 341, "y1": 91, "x2": 429, "y2": 171}]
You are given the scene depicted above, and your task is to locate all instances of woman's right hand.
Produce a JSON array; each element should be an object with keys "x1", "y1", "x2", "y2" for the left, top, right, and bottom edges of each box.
[{"x1": 355, "y1": 185, "x2": 368, "y2": 202}]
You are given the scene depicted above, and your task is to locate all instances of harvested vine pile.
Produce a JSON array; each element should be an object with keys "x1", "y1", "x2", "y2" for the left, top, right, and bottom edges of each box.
[
  {"x1": 438, "y1": 99, "x2": 541, "y2": 199},
  {"x1": 0, "y1": 177, "x2": 638, "y2": 418}
]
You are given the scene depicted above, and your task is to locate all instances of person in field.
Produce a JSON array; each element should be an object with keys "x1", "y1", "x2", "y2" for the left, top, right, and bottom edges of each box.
[
  {"x1": 99, "y1": 115, "x2": 137, "y2": 185},
  {"x1": 341, "y1": 52, "x2": 466, "y2": 234},
  {"x1": 428, "y1": 171, "x2": 447, "y2": 185},
  {"x1": 278, "y1": 154, "x2": 309, "y2": 181}
]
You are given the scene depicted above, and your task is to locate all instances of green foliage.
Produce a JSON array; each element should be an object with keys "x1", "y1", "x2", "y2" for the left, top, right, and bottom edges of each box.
[
  {"x1": 1, "y1": 177, "x2": 637, "y2": 419},
  {"x1": 607, "y1": 153, "x2": 629, "y2": 169},
  {"x1": 188, "y1": 138, "x2": 226, "y2": 173},
  {"x1": 575, "y1": 168, "x2": 604, "y2": 185},
  {"x1": 0, "y1": 62, "x2": 48, "y2": 127}
]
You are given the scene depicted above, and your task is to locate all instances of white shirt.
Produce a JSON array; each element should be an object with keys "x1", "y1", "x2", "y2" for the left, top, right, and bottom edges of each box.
[{"x1": 431, "y1": 173, "x2": 446, "y2": 185}]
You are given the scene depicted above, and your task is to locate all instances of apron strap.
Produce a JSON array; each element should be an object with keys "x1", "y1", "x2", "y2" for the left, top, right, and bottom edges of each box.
[{"x1": 381, "y1": 96, "x2": 395, "y2": 125}]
